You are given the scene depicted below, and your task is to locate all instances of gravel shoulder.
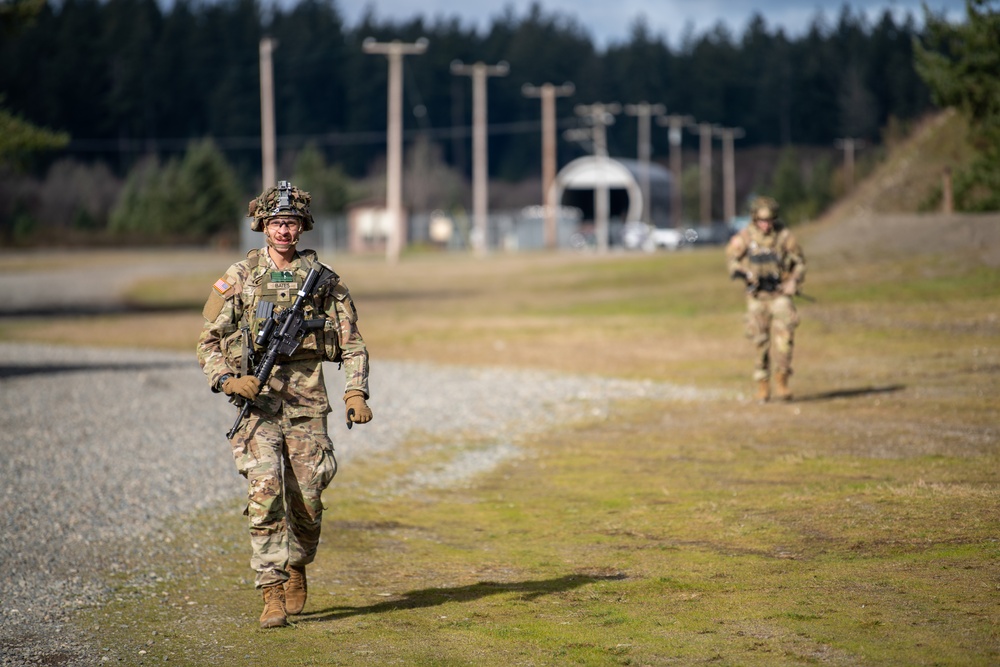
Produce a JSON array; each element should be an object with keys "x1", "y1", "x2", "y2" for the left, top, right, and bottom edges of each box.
[{"x1": 0, "y1": 342, "x2": 717, "y2": 665}]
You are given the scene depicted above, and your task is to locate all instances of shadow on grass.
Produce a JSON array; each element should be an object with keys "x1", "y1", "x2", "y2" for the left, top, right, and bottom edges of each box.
[
  {"x1": 0, "y1": 303, "x2": 198, "y2": 318},
  {"x1": 0, "y1": 360, "x2": 189, "y2": 378},
  {"x1": 795, "y1": 384, "x2": 906, "y2": 402},
  {"x1": 298, "y1": 573, "x2": 626, "y2": 624}
]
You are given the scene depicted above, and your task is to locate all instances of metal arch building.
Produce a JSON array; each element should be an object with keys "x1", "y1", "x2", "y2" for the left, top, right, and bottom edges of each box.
[{"x1": 551, "y1": 157, "x2": 674, "y2": 228}]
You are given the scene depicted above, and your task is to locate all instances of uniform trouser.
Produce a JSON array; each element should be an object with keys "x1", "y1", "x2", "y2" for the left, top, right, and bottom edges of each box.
[
  {"x1": 230, "y1": 408, "x2": 338, "y2": 589},
  {"x1": 745, "y1": 292, "x2": 799, "y2": 381}
]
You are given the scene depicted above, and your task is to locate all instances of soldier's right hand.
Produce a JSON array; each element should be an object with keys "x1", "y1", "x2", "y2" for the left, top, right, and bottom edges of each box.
[
  {"x1": 732, "y1": 269, "x2": 755, "y2": 286},
  {"x1": 222, "y1": 375, "x2": 261, "y2": 400}
]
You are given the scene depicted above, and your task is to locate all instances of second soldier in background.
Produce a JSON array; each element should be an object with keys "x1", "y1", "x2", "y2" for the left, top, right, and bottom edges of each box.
[{"x1": 725, "y1": 196, "x2": 807, "y2": 402}]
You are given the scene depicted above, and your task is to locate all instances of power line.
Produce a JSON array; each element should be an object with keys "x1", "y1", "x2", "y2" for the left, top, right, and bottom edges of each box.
[{"x1": 63, "y1": 118, "x2": 582, "y2": 153}]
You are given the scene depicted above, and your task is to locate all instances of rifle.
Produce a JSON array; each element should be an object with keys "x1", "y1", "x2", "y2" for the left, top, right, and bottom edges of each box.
[
  {"x1": 731, "y1": 270, "x2": 815, "y2": 300},
  {"x1": 731, "y1": 269, "x2": 765, "y2": 295},
  {"x1": 226, "y1": 265, "x2": 331, "y2": 439}
]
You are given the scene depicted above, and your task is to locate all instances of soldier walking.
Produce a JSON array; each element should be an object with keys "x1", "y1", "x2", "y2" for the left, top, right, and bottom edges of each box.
[
  {"x1": 725, "y1": 196, "x2": 807, "y2": 402},
  {"x1": 196, "y1": 181, "x2": 373, "y2": 628}
]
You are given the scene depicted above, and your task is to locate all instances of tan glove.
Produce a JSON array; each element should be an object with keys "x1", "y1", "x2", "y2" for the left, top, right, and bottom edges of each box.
[
  {"x1": 344, "y1": 390, "x2": 373, "y2": 428},
  {"x1": 781, "y1": 279, "x2": 798, "y2": 296},
  {"x1": 222, "y1": 375, "x2": 261, "y2": 400}
]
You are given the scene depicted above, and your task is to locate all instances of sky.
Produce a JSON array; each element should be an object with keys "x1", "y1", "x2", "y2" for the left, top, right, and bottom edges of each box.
[{"x1": 324, "y1": 0, "x2": 970, "y2": 48}]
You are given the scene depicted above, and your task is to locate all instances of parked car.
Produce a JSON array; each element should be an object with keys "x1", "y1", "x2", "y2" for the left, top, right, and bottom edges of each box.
[
  {"x1": 622, "y1": 222, "x2": 686, "y2": 251},
  {"x1": 683, "y1": 224, "x2": 739, "y2": 246},
  {"x1": 649, "y1": 226, "x2": 685, "y2": 250}
]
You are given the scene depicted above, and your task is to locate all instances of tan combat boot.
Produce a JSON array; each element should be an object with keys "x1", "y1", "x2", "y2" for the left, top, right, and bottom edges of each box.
[
  {"x1": 284, "y1": 565, "x2": 307, "y2": 615},
  {"x1": 755, "y1": 379, "x2": 770, "y2": 403},
  {"x1": 259, "y1": 584, "x2": 288, "y2": 628},
  {"x1": 775, "y1": 372, "x2": 792, "y2": 401}
]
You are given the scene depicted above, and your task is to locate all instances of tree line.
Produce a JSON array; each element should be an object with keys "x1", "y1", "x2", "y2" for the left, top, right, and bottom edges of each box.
[
  {"x1": 2, "y1": 0, "x2": 935, "y2": 181},
  {"x1": 5, "y1": 0, "x2": 994, "y2": 243}
]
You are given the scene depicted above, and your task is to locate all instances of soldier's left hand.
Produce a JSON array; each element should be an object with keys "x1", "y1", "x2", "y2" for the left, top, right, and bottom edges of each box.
[
  {"x1": 781, "y1": 279, "x2": 798, "y2": 296},
  {"x1": 344, "y1": 390, "x2": 373, "y2": 427}
]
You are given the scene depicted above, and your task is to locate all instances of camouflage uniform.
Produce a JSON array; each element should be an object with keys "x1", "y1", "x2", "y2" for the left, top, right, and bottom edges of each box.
[
  {"x1": 725, "y1": 199, "x2": 806, "y2": 392},
  {"x1": 196, "y1": 246, "x2": 369, "y2": 589}
]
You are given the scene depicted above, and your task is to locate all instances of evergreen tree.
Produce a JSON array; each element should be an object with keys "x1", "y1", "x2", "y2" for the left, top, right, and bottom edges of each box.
[
  {"x1": 0, "y1": 0, "x2": 69, "y2": 169},
  {"x1": 915, "y1": 0, "x2": 1000, "y2": 210},
  {"x1": 177, "y1": 139, "x2": 242, "y2": 236},
  {"x1": 109, "y1": 155, "x2": 174, "y2": 235},
  {"x1": 270, "y1": 0, "x2": 350, "y2": 137},
  {"x1": 0, "y1": 104, "x2": 69, "y2": 170},
  {"x1": 769, "y1": 146, "x2": 806, "y2": 214},
  {"x1": 109, "y1": 139, "x2": 239, "y2": 238},
  {"x1": 293, "y1": 142, "x2": 354, "y2": 215}
]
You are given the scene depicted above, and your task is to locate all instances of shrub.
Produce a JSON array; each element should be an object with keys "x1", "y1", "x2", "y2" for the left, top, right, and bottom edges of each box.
[{"x1": 109, "y1": 139, "x2": 241, "y2": 241}]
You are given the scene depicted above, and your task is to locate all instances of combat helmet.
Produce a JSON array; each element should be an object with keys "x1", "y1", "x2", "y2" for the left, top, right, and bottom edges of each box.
[
  {"x1": 749, "y1": 196, "x2": 779, "y2": 222},
  {"x1": 247, "y1": 180, "x2": 314, "y2": 231}
]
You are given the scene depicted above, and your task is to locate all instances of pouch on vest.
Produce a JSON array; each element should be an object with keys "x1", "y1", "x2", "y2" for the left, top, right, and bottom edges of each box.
[
  {"x1": 323, "y1": 319, "x2": 343, "y2": 364},
  {"x1": 322, "y1": 281, "x2": 355, "y2": 364}
]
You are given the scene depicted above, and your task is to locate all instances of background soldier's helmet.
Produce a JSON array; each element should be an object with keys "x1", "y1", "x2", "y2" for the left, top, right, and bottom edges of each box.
[
  {"x1": 749, "y1": 196, "x2": 780, "y2": 222},
  {"x1": 248, "y1": 180, "x2": 315, "y2": 231}
]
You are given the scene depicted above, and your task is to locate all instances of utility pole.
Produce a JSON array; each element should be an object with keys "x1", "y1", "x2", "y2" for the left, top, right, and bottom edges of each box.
[
  {"x1": 835, "y1": 137, "x2": 865, "y2": 192},
  {"x1": 259, "y1": 37, "x2": 278, "y2": 190},
  {"x1": 575, "y1": 102, "x2": 621, "y2": 254},
  {"x1": 624, "y1": 102, "x2": 666, "y2": 225},
  {"x1": 363, "y1": 37, "x2": 428, "y2": 264},
  {"x1": 656, "y1": 113, "x2": 693, "y2": 228},
  {"x1": 452, "y1": 60, "x2": 509, "y2": 257},
  {"x1": 942, "y1": 167, "x2": 954, "y2": 214},
  {"x1": 523, "y1": 82, "x2": 575, "y2": 250},
  {"x1": 714, "y1": 126, "x2": 744, "y2": 224},
  {"x1": 695, "y1": 121, "x2": 716, "y2": 224}
]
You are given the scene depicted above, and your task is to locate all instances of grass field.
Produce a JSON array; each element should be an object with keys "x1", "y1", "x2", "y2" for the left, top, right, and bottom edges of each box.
[{"x1": 1, "y1": 212, "x2": 998, "y2": 665}]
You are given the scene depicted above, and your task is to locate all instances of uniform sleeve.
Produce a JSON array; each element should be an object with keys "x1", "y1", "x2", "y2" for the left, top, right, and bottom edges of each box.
[
  {"x1": 196, "y1": 268, "x2": 243, "y2": 392},
  {"x1": 783, "y1": 233, "x2": 807, "y2": 285},
  {"x1": 328, "y1": 281, "x2": 370, "y2": 399},
  {"x1": 725, "y1": 231, "x2": 748, "y2": 278}
]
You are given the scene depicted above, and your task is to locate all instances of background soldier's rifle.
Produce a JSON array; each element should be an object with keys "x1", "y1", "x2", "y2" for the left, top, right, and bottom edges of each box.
[
  {"x1": 226, "y1": 266, "x2": 331, "y2": 439},
  {"x1": 731, "y1": 269, "x2": 815, "y2": 301}
]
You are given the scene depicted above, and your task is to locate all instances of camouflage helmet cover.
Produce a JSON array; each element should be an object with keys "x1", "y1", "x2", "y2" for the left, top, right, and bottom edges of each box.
[
  {"x1": 749, "y1": 196, "x2": 779, "y2": 222},
  {"x1": 248, "y1": 180, "x2": 314, "y2": 231}
]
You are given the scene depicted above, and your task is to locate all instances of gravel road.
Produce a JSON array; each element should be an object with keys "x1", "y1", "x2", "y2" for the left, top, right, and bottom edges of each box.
[{"x1": 0, "y1": 341, "x2": 714, "y2": 665}]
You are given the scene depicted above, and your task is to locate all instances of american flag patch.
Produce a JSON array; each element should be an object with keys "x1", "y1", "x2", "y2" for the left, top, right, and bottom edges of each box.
[{"x1": 213, "y1": 278, "x2": 231, "y2": 295}]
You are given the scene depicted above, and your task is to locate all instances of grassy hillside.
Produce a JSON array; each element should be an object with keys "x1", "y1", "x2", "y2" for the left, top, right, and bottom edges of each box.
[{"x1": 819, "y1": 108, "x2": 978, "y2": 222}]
